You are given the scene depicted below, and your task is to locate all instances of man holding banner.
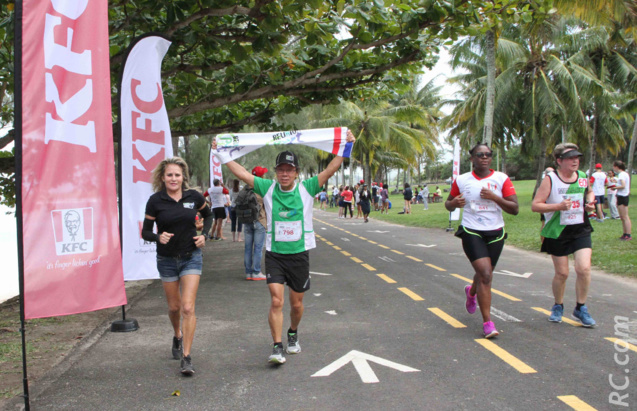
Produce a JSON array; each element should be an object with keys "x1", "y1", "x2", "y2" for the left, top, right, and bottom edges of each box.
[{"x1": 211, "y1": 128, "x2": 355, "y2": 364}]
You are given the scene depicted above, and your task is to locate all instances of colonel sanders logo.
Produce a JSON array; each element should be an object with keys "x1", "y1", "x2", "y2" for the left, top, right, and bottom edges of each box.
[{"x1": 51, "y1": 208, "x2": 94, "y2": 255}]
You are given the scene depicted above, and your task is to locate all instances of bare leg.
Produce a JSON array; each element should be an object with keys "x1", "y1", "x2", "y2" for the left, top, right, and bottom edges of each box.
[
  {"x1": 289, "y1": 289, "x2": 305, "y2": 330},
  {"x1": 268, "y1": 283, "x2": 285, "y2": 342},
  {"x1": 573, "y1": 248, "x2": 592, "y2": 304},
  {"x1": 551, "y1": 255, "x2": 570, "y2": 304},
  {"x1": 179, "y1": 275, "x2": 200, "y2": 356},
  {"x1": 469, "y1": 257, "x2": 493, "y2": 323}
]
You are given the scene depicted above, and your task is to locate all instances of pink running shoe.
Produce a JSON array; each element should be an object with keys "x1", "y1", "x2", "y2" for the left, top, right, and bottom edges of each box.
[
  {"x1": 465, "y1": 285, "x2": 477, "y2": 314},
  {"x1": 483, "y1": 321, "x2": 499, "y2": 339}
]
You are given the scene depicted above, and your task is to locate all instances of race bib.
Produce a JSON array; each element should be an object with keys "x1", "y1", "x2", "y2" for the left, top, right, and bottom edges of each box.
[
  {"x1": 560, "y1": 193, "x2": 584, "y2": 225},
  {"x1": 470, "y1": 199, "x2": 497, "y2": 213},
  {"x1": 275, "y1": 220, "x2": 302, "y2": 242}
]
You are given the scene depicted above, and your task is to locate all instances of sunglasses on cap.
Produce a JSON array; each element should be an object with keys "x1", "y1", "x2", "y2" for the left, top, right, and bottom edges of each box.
[{"x1": 473, "y1": 152, "x2": 493, "y2": 159}]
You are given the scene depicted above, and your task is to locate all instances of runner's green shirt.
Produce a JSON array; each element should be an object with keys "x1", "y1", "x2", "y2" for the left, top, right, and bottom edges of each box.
[{"x1": 253, "y1": 176, "x2": 321, "y2": 254}]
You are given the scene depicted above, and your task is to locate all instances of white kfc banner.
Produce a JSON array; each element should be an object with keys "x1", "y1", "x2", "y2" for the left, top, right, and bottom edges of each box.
[
  {"x1": 20, "y1": 0, "x2": 127, "y2": 318},
  {"x1": 120, "y1": 35, "x2": 173, "y2": 280},
  {"x1": 450, "y1": 139, "x2": 461, "y2": 221}
]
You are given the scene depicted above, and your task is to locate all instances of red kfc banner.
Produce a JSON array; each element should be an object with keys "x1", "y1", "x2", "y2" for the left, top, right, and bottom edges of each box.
[
  {"x1": 21, "y1": 0, "x2": 127, "y2": 318},
  {"x1": 210, "y1": 145, "x2": 223, "y2": 187}
]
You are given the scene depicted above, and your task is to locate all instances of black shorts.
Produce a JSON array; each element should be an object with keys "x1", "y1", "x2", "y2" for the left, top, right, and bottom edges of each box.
[
  {"x1": 455, "y1": 226, "x2": 507, "y2": 266},
  {"x1": 265, "y1": 250, "x2": 310, "y2": 293},
  {"x1": 617, "y1": 195, "x2": 630, "y2": 207},
  {"x1": 212, "y1": 207, "x2": 226, "y2": 219},
  {"x1": 541, "y1": 235, "x2": 591, "y2": 257}
]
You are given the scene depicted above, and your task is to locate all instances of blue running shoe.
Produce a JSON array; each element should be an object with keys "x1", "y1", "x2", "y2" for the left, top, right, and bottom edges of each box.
[
  {"x1": 572, "y1": 305, "x2": 596, "y2": 327},
  {"x1": 548, "y1": 304, "x2": 563, "y2": 323}
]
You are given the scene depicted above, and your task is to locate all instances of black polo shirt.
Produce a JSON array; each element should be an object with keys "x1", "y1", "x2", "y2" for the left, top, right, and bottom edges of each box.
[{"x1": 145, "y1": 189, "x2": 206, "y2": 257}]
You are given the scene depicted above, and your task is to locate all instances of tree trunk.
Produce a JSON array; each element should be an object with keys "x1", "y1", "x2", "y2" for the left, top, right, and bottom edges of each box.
[
  {"x1": 562, "y1": 124, "x2": 567, "y2": 144},
  {"x1": 627, "y1": 117, "x2": 637, "y2": 177},
  {"x1": 340, "y1": 162, "x2": 345, "y2": 187},
  {"x1": 501, "y1": 148, "x2": 507, "y2": 175},
  {"x1": 533, "y1": 137, "x2": 547, "y2": 198},
  {"x1": 588, "y1": 112, "x2": 599, "y2": 177},
  {"x1": 483, "y1": 29, "x2": 496, "y2": 147},
  {"x1": 172, "y1": 136, "x2": 180, "y2": 157}
]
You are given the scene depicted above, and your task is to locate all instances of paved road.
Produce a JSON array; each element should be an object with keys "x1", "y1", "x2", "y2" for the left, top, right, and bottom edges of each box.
[{"x1": 15, "y1": 210, "x2": 637, "y2": 410}]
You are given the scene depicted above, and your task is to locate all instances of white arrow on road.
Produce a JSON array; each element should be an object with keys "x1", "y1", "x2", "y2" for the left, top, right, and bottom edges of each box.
[
  {"x1": 367, "y1": 230, "x2": 390, "y2": 233},
  {"x1": 341, "y1": 238, "x2": 351, "y2": 242},
  {"x1": 493, "y1": 269, "x2": 532, "y2": 279},
  {"x1": 310, "y1": 271, "x2": 333, "y2": 276},
  {"x1": 405, "y1": 243, "x2": 437, "y2": 248},
  {"x1": 312, "y1": 350, "x2": 420, "y2": 383},
  {"x1": 378, "y1": 256, "x2": 396, "y2": 263}
]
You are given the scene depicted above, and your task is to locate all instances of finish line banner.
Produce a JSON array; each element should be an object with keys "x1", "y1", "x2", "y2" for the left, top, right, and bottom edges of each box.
[
  {"x1": 21, "y1": 0, "x2": 126, "y2": 318},
  {"x1": 211, "y1": 127, "x2": 352, "y2": 164},
  {"x1": 120, "y1": 35, "x2": 173, "y2": 281}
]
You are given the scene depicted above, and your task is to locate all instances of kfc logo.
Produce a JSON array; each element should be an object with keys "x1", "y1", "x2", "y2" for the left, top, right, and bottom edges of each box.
[{"x1": 51, "y1": 208, "x2": 94, "y2": 255}]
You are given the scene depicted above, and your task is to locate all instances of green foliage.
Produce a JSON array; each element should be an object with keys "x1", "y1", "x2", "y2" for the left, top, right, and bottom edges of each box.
[{"x1": 0, "y1": 148, "x2": 14, "y2": 208}]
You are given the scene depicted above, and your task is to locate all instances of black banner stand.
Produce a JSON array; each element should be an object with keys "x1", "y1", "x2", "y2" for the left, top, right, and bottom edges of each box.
[{"x1": 14, "y1": 2, "x2": 30, "y2": 409}]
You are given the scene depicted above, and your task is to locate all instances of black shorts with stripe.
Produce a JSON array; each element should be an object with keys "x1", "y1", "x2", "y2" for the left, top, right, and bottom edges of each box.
[
  {"x1": 265, "y1": 250, "x2": 310, "y2": 293},
  {"x1": 455, "y1": 225, "x2": 507, "y2": 266}
]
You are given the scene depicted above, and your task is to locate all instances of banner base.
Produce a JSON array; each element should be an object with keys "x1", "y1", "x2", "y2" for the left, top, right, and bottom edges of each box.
[{"x1": 110, "y1": 319, "x2": 139, "y2": 332}]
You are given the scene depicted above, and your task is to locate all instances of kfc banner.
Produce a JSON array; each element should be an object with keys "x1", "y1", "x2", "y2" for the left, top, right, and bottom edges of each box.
[
  {"x1": 450, "y1": 139, "x2": 461, "y2": 221},
  {"x1": 211, "y1": 127, "x2": 352, "y2": 164},
  {"x1": 120, "y1": 35, "x2": 173, "y2": 281},
  {"x1": 210, "y1": 145, "x2": 222, "y2": 187},
  {"x1": 21, "y1": 0, "x2": 126, "y2": 318}
]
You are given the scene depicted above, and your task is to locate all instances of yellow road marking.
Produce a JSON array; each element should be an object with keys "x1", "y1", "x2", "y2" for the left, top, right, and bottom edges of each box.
[
  {"x1": 344, "y1": 231, "x2": 351, "y2": 234},
  {"x1": 341, "y1": 251, "x2": 351, "y2": 256},
  {"x1": 332, "y1": 246, "x2": 342, "y2": 250},
  {"x1": 391, "y1": 250, "x2": 404, "y2": 255},
  {"x1": 426, "y1": 263, "x2": 446, "y2": 272},
  {"x1": 326, "y1": 241, "x2": 334, "y2": 245},
  {"x1": 368, "y1": 240, "x2": 377, "y2": 244},
  {"x1": 351, "y1": 257, "x2": 363, "y2": 263},
  {"x1": 361, "y1": 264, "x2": 376, "y2": 271},
  {"x1": 557, "y1": 395, "x2": 597, "y2": 411},
  {"x1": 378, "y1": 244, "x2": 390, "y2": 249},
  {"x1": 605, "y1": 338, "x2": 637, "y2": 353},
  {"x1": 407, "y1": 256, "x2": 423, "y2": 262},
  {"x1": 475, "y1": 339, "x2": 537, "y2": 374},
  {"x1": 531, "y1": 307, "x2": 581, "y2": 327},
  {"x1": 428, "y1": 308, "x2": 466, "y2": 328},
  {"x1": 377, "y1": 274, "x2": 396, "y2": 283},
  {"x1": 358, "y1": 236, "x2": 368, "y2": 240},
  {"x1": 398, "y1": 287, "x2": 424, "y2": 301},
  {"x1": 450, "y1": 274, "x2": 521, "y2": 302}
]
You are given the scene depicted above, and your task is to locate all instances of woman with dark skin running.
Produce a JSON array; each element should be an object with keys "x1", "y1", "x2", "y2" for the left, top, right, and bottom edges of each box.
[{"x1": 445, "y1": 143, "x2": 519, "y2": 338}]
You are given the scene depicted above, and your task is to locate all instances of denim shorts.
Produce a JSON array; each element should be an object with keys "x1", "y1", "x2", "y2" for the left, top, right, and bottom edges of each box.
[{"x1": 157, "y1": 248, "x2": 203, "y2": 282}]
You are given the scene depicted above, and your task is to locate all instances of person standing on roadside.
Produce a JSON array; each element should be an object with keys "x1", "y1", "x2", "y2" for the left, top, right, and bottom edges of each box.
[
  {"x1": 212, "y1": 131, "x2": 356, "y2": 365},
  {"x1": 613, "y1": 160, "x2": 632, "y2": 241},
  {"x1": 380, "y1": 183, "x2": 389, "y2": 214},
  {"x1": 341, "y1": 185, "x2": 354, "y2": 218},
  {"x1": 207, "y1": 179, "x2": 226, "y2": 240},
  {"x1": 590, "y1": 163, "x2": 608, "y2": 222},
  {"x1": 606, "y1": 170, "x2": 620, "y2": 219},
  {"x1": 531, "y1": 143, "x2": 597, "y2": 327},
  {"x1": 229, "y1": 179, "x2": 243, "y2": 242},
  {"x1": 243, "y1": 166, "x2": 269, "y2": 281},
  {"x1": 142, "y1": 157, "x2": 213, "y2": 376},
  {"x1": 359, "y1": 183, "x2": 371, "y2": 222},
  {"x1": 422, "y1": 184, "x2": 429, "y2": 210},
  {"x1": 445, "y1": 143, "x2": 519, "y2": 339},
  {"x1": 403, "y1": 182, "x2": 413, "y2": 214}
]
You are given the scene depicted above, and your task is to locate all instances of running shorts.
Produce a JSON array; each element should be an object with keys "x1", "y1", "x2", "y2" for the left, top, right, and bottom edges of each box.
[
  {"x1": 541, "y1": 235, "x2": 591, "y2": 257},
  {"x1": 617, "y1": 195, "x2": 629, "y2": 207},
  {"x1": 455, "y1": 225, "x2": 507, "y2": 266},
  {"x1": 265, "y1": 250, "x2": 310, "y2": 293}
]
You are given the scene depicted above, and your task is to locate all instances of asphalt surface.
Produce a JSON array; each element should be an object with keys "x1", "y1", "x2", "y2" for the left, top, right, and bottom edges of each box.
[{"x1": 10, "y1": 209, "x2": 637, "y2": 410}]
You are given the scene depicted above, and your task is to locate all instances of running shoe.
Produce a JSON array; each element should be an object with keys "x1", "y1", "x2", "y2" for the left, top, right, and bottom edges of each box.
[
  {"x1": 180, "y1": 355, "x2": 195, "y2": 375},
  {"x1": 464, "y1": 285, "x2": 477, "y2": 314},
  {"x1": 172, "y1": 336, "x2": 183, "y2": 360},
  {"x1": 620, "y1": 235, "x2": 632, "y2": 241},
  {"x1": 252, "y1": 273, "x2": 267, "y2": 281},
  {"x1": 572, "y1": 305, "x2": 596, "y2": 327},
  {"x1": 286, "y1": 331, "x2": 301, "y2": 354},
  {"x1": 483, "y1": 321, "x2": 499, "y2": 339},
  {"x1": 548, "y1": 304, "x2": 563, "y2": 323},
  {"x1": 245, "y1": 273, "x2": 252, "y2": 280},
  {"x1": 268, "y1": 344, "x2": 286, "y2": 364}
]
